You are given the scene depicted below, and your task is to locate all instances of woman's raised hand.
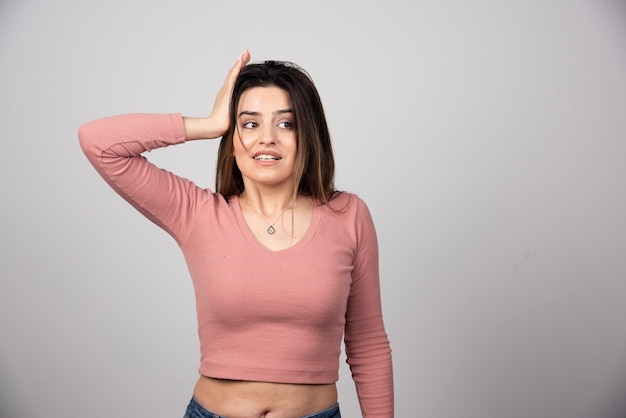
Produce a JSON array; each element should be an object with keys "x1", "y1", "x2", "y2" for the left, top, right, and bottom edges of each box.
[
  {"x1": 209, "y1": 50, "x2": 251, "y2": 134},
  {"x1": 183, "y1": 50, "x2": 251, "y2": 141}
]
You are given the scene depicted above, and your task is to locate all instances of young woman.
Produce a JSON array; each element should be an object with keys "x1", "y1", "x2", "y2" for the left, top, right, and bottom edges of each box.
[{"x1": 79, "y1": 50, "x2": 393, "y2": 418}]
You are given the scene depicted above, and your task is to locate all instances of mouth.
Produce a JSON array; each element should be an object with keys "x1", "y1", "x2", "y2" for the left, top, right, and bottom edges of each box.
[{"x1": 253, "y1": 153, "x2": 281, "y2": 161}]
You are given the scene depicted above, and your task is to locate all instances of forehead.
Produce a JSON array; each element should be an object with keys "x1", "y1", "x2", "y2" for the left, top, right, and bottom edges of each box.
[{"x1": 238, "y1": 86, "x2": 291, "y2": 111}]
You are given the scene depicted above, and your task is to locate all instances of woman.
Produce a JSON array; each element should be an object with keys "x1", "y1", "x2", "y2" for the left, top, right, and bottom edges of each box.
[{"x1": 79, "y1": 50, "x2": 393, "y2": 418}]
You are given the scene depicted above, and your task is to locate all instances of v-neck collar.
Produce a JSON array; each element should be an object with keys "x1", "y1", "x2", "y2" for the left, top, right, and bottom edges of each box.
[{"x1": 230, "y1": 195, "x2": 322, "y2": 258}]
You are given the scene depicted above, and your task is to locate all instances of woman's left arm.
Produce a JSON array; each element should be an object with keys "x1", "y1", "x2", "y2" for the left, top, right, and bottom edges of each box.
[{"x1": 345, "y1": 198, "x2": 394, "y2": 417}]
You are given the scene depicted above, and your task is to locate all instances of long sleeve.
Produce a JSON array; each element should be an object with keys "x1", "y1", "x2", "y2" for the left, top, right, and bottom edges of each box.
[
  {"x1": 78, "y1": 113, "x2": 210, "y2": 244},
  {"x1": 345, "y1": 198, "x2": 394, "y2": 417}
]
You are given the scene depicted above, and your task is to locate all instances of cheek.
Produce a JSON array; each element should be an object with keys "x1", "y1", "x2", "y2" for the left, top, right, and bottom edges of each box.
[
  {"x1": 232, "y1": 133, "x2": 250, "y2": 155},
  {"x1": 288, "y1": 137, "x2": 298, "y2": 157},
  {"x1": 233, "y1": 129, "x2": 256, "y2": 153}
]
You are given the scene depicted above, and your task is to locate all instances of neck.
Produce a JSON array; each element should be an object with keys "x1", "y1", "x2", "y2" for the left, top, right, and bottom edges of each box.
[{"x1": 239, "y1": 189, "x2": 297, "y2": 218}]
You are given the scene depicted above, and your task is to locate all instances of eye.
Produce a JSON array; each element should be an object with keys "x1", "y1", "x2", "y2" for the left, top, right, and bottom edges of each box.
[
  {"x1": 277, "y1": 121, "x2": 293, "y2": 129},
  {"x1": 242, "y1": 121, "x2": 257, "y2": 129}
]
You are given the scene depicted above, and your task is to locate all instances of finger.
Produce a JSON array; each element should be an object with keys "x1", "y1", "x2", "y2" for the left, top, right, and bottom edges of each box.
[
  {"x1": 240, "y1": 49, "x2": 251, "y2": 66},
  {"x1": 227, "y1": 50, "x2": 250, "y2": 81}
]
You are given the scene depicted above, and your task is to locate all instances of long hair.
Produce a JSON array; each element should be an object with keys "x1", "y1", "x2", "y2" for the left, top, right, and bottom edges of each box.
[{"x1": 216, "y1": 60, "x2": 336, "y2": 204}]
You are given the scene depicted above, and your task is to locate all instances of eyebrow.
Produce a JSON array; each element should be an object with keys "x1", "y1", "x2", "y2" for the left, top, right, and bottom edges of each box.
[{"x1": 238, "y1": 108, "x2": 293, "y2": 118}]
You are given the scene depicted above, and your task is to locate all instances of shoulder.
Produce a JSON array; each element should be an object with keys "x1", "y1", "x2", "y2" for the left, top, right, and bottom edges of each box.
[
  {"x1": 320, "y1": 192, "x2": 374, "y2": 226},
  {"x1": 326, "y1": 191, "x2": 370, "y2": 211}
]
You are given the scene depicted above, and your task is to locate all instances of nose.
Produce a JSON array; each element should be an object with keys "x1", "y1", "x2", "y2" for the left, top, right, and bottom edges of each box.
[{"x1": 258, "y1": 124, "x2": 276, "y2": 145}]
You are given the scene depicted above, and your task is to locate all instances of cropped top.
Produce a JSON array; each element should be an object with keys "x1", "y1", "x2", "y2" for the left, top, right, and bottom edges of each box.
[{"x1": 78, "y1": 113, "x2": 393, "y2": 416}]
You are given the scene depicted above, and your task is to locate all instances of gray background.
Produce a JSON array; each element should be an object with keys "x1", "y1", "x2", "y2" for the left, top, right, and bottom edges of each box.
[{"x1": 2, "y1": 0, "x2": 626, "y2": 417}]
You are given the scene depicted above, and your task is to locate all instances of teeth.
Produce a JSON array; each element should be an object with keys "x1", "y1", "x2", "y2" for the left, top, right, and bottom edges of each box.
[{"x1": 254, "y1": 154, "x2": 280, "y2": 161}]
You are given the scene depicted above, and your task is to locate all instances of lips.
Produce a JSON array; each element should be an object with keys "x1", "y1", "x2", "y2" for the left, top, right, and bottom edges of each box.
[{"x1": 252, "y1": 151, "x2": 281, "y2": 161}]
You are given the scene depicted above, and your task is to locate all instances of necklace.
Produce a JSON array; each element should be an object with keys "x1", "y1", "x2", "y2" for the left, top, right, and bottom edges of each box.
[{"x1": 241, "y1": 197, "x2": 292, "y2": 235}]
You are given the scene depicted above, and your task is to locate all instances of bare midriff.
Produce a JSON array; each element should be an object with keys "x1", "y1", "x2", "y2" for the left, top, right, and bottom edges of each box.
[{"x1": 193, "y1": 375, "x2": 338, "y2": 418}]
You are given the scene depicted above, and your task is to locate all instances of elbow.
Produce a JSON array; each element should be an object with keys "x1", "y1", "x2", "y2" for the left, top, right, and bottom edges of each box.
[
  {"x1": 77, "y1": 119, "x2": 103, "y2": 160},
  {"x1": 77, "y1": 121, "x2": 93, "y2": 154}
]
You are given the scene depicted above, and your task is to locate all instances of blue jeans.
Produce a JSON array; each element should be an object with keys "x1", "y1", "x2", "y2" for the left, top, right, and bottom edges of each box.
[{"x1": 183, "y1": 396, "x2": 341, "y2": 418}]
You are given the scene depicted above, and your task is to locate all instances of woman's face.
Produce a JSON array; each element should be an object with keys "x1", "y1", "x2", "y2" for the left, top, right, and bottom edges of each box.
[{"x1": 233, "y1": 86, "x2": 297, "y2": 191}]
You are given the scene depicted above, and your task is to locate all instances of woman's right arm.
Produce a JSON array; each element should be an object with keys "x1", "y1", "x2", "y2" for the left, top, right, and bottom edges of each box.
[
  {"x1": 78, "y1": 51, "x2": 251, "y2": 243},
  {"x1": 78, "y1": 112, "x2": 204, "y2": 244}
]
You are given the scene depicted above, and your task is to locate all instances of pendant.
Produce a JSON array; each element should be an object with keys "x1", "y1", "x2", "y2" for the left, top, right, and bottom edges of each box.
[{"x1": 267, "y1": 226, "x2": 276, "y2": 235}]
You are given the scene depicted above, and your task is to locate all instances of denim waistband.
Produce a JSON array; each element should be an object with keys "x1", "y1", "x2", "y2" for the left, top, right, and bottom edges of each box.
[
  {"x1": 302, "y1": 402, "x2": 341, "y2": 418},
  {"x1": 183, "y1": 396, "x2": 340, "y2": 418}
]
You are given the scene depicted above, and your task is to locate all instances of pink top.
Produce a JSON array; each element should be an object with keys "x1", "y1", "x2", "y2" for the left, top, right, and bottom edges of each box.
[{"x1": 79, "y1": 113, "x2": 393, "y2": 416}]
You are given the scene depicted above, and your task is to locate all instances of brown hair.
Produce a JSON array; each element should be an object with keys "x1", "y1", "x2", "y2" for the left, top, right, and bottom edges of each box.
[{"x1": 216, "y1": 61, "x2": 336, "y2": 204}]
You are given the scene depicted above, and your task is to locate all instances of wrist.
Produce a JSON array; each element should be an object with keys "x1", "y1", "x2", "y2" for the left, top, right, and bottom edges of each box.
[{"x1": 183, "y1": 116, "x2": 228, "y2": 141}]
